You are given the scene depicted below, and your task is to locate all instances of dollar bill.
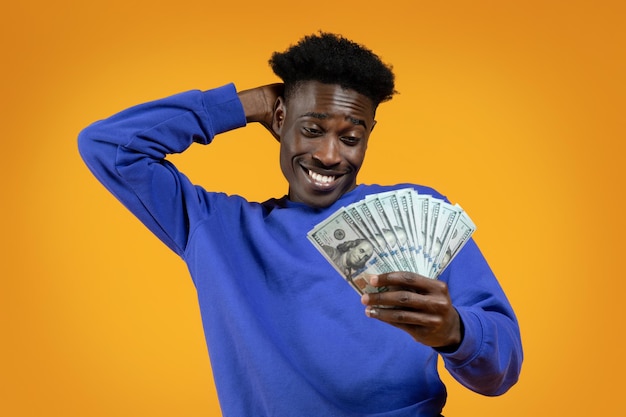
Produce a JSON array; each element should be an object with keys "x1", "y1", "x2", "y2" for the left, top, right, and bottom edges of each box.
[
  {"x1": 307, "y1": 206, "x2": 388, "y2": 294},
  {"x1": 352, "y1": 200, "x2": 402, "y2": 271},
  {"x1": 344, "y1": 206, "x2": 395, "y2": 273},
  {"x1": 428, "y1": 202, "x2": 462, "y2": 277},
  {"x1": 424, "y1": 196, "x2": 441, "y2": 273},
  {"x1": 432, "y1": 209, "x2": 476, "y2": 277},
  {"x1": 367, "y1": 193, "x2": 415, "y2": 273},
  {"x1": 414, "y1": 193, "x2": 431, "y2": 273},
  {"x1": 397, "y1": 189, "x2": 422, "y2": 272},
  {"x1": 374, "y1": 191, "x2": 418, "y2": 272}
]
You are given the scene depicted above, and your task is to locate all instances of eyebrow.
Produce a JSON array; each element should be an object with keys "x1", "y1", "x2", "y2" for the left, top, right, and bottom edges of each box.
[{"x1": 299, "y1": 112, "x2": 368, "y2": 129}]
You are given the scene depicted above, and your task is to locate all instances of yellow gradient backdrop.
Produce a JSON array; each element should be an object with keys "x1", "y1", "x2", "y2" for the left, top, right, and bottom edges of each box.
[{"x1": 2, "y1": 1, "x2": 624, "y2": 415}]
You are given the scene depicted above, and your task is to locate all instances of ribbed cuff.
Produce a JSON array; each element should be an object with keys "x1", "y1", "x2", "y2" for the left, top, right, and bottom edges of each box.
[
  {"x1": 438, "y1": 307, "x2": 484, "y2": 368},
  {"x1": 200, "y1": 83, "x2": 247, "y2": 140}
]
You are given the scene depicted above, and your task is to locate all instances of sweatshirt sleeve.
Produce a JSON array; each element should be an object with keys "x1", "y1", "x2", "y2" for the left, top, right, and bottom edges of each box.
[
  {"x1": 77, "y1": 83, "x2": 246, "y2": 256},
  {"x1": 437, "y1": 239, "x2": 524, "y2": 396}
]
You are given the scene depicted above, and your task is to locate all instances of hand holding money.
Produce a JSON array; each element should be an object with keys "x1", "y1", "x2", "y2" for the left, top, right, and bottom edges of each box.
[{"x1": 360, "y1": 272, "x2": 462, "y2": 349}]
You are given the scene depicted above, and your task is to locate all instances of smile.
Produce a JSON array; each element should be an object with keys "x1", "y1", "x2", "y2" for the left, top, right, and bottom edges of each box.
[
  {"x1": 309, "y1": 169, "x2": 335, "y2": 184},
  {"x1": 307, "y1": 169, "x2": 338, "y2": 188}
]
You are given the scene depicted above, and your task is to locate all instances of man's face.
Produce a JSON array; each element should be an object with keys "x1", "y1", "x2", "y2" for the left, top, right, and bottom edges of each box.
[
  {"x1": 272, "y1": 81, "x2": 376, "y2": 208},
  {"x1": 346, "y1": 240, "x2": 374, "y2": 269}
]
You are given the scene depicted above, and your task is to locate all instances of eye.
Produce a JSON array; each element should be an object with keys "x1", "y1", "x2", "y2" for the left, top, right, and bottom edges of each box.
[
  {"x1": 340, "y1": 136, "x2": 361, "y2": 146},
  {"x1": 302, "y1": 126, "x2": 323, "y2": 137}
]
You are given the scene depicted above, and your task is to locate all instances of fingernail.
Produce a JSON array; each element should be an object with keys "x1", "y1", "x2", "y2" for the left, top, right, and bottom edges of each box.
[
  {"x1": 369, "y1": 274, "x2": 379, "y2": 285},
  {"x1": 366, "y1": 307, "x2": 378, "y2": 318},
  {"x1": 360, "y1": 294, "x2": 369, "y2": 305}
]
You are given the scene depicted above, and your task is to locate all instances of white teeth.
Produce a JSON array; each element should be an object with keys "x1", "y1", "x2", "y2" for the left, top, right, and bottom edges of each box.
[{"x1": 308, "y1": 170, "x2": 335, "y2": 184}]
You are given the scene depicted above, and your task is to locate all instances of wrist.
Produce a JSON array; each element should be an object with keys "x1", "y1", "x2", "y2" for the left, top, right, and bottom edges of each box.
[
  {"x1": 238, "y1": 87, "x2": 271, "y2": 123},
  {"x1": 434, "y1": 310, "x2": 465, "y2": 353}
]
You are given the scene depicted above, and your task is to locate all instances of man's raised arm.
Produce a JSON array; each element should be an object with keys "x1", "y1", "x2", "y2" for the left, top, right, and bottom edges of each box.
[{"x1": 77, "y1": 84, "x2": 247, "y2": 255}]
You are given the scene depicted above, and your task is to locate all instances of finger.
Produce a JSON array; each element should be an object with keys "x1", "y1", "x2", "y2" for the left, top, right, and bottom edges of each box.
[
  {"x1": 361, "y1": 288, "x2": 423, "y2": 308},
  {"x1": 365, "y1": 305, "x2": 442, "y2": 327},
  {"x1": 371, "y1": 272, "x2": 446, "y2": 294},
  {"x1": 370, "y1": 271, "x2": 426, "y2": 287},
  {"x1": 362, "y1": 289, "x2": 453, "y2": 320}
]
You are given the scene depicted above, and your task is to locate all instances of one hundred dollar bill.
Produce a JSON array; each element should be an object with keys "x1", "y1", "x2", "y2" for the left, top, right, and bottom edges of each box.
[
  {"x1": 432, "y1": 209, "x2": 476, "y2": 277},
  {"x1": 366, "y1": 194, "x2": 415, "y2": 273},
  {"x1": 307, "y1": 206, "x2": 388, "y2": 294},
  {"x1": 428, "y1": 203, "x2": 462, "y2": 277}
]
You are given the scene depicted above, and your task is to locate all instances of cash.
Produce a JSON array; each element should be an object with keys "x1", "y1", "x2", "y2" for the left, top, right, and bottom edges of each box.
[{"x1": 307, "y1": 188, "x2": 476, "y2": 295}]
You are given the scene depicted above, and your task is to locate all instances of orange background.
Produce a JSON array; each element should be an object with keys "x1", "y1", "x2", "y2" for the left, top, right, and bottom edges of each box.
[{"x1": 2, "y1": 0, "x2": 624, "y2": 415}]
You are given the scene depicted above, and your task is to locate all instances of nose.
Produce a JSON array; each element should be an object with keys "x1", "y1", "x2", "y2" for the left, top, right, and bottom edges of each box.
[{"x1": 312, "y1": 137, "x2": 341, "y2": 167}]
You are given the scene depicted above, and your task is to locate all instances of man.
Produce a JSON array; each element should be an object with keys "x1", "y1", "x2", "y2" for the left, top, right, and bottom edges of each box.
[{"x1": 79, "y1": 32, "x2": 522, "y2": 416}]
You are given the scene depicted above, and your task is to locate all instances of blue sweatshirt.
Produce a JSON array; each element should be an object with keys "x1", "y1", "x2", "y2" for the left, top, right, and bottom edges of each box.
[{"x1": 78, "y1": 83, "x2": 522, "y2": 416}]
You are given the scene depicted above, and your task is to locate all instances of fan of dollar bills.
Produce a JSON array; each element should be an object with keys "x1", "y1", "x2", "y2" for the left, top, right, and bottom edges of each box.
[{"x1": 307, "y1": 188, "x2": 476, "y2": 294}]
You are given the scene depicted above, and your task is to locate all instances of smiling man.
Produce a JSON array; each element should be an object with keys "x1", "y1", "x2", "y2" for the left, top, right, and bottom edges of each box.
[
  {"x1": 78, "y1": 33, "x2": 522, "y2": 416},
  {"x1": 273, "y1": 81, "x2": 374, "y2": 207}
]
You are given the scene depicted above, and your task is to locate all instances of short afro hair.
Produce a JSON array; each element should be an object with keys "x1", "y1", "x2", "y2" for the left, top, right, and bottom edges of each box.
[{"x1": 269, "y1": 32, "x2": 396, "y2": 107}]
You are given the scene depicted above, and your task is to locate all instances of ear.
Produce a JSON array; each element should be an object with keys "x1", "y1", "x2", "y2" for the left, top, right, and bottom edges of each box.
[{"x1": 271, "y1": 96, "x2": 286, "y2": 142}]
